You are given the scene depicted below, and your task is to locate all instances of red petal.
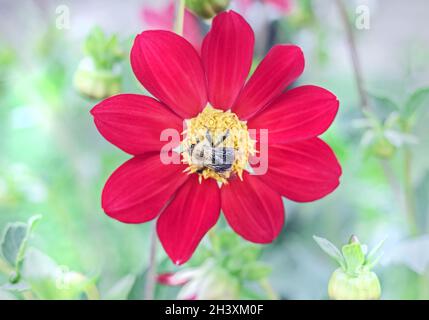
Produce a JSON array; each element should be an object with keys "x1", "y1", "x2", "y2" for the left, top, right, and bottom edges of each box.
[
  {"x1": 131, "y1": 30, "x2": 207, "y2": 119},
  {"x1": 202, "y1": 10, "x2": 254, "y2": 110},
  {"x1": 157, "y1": 273, "x2": 188, "y2": 286},
  {"x1": 257, "y1": 138, "x2": 342, "y2": 202},
  {"x1": 91, "y1": 94, "x2": 183, "y2": 155},
  {"x1": 232, "y1": 45, "x2": 304, "y2": 120},
  {"x1": 248, "y1": 85, "x2": 339, "y2": 144},
  {"x1": 102, "y1": 155, "x2": 188, "y2": 223},
  {"x1": 157, "y1": 273, "x2": 176, "y2": 286},
  {"x1": 221, "y1": 174, "x2": 284, "y2": 243},
  {"x1": 157, "y1": 176, "x2": 221, "y2": 265}
]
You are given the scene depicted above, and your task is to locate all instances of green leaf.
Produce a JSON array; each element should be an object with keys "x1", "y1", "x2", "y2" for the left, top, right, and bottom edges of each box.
[
  {"x1": 22, "y1": 248, "x2": 93, "y2": 300},
  {"x1": 239, "y1": 246, "x2": 261, "y2": 263},
  {"x1": 15, "y1": 216, "x2": 42, "y2": 269},
  {"x1": 384, "y1": 130, "x2": 418, "y2": 147},
  {"x1": 1, "y1": 222, "x2": 27, "y2": 267},
  {"x1": 313, "y1": 235, "x2": 346, "y2": 269},
  {"x1": 83, "y1": 27, "x2": 123, "y2": 70},
  {"x1": 241, "y1": 262, "x2": 272, "y2": 281},
  {"x1": 0, "y1": 215, "x2": 41, "y2": 282},
  {"x1": 367, "y1": 91, "x2": 400, "y2": 121},
  {"x1": 383, "y1": 235, "x2": 429, "y2": 275},
  {"x1": 103, "y1": 275, "x2": 136, "y2": 300},
  {"x1": 216, "y1": 230, "x2": 240, "y2": 252},
  {"x1": 342, "y1": 243, "x2": 365, "y2": 275},
  {"x1": 368, "y1": 91, "x2": 400, "y2": 110},
  {"x1": 404, "y1": 87, "x2": 429, "y2": 118},
  {"x1": 383, "y1": 112, "x2": 401, "y2": 128},
  {"x1": 366, "y1": 237, "x2": 387, "y2": 266}
]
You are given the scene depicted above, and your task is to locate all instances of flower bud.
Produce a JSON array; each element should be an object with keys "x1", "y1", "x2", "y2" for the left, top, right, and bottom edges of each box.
[
  {"x1": 74, "y1": 58, "x2": 121, "y2": 100},
  {"x1": 74, "y1": 27, "x2": 124, "y2": 100},
  {"x1": 198, "y1": 267, "x2": 240, "y2": 300},
  {"x1": 371, "y1": 136, "x2": 396, "y2": 159},
  {"x1": 314, "y1": 235, "x2": 385, "y2": 300},
  {"x1": 160, "y1": 261, "x2": 240, "y2": 300},
  {"x1": 185, "y1": 0, "x2": 230, "y2": 19},
  {"x1": 328, "y1": 268, "x2": 381, "y2": 300}
]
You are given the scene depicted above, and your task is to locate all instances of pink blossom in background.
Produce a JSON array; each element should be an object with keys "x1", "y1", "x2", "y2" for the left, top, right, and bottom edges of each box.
[
  {"x1": 235, "y1": 0, "x2": 293, "y2": 15},
  {"x1": 141, "y1": 1, "x2": 203, "y2": 51},
  {"x1": 265, "y1": 0, "x2": 293, "y2": 13}
]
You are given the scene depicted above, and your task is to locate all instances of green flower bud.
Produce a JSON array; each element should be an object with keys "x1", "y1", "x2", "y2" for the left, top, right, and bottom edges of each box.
[
  {"x1": 175, "y1": 261, "x2": 240, "y2": 300},
  {"x1": 185, "y1": 0, "x2": 230, "y2": 19},
  {"x1": 202, "y1": 267, "x2": 240, "y2": 300},
  {"x1": 314, "y1": 235, "x2": 385, "y2": 300},
  {"x1": 74, "y1": 27, "x2": 124, "y2": 100},
  {"x1": 328, "y1": 268, "x2": 381, "y2": 300},
  {"x1": 74, "y1": 58, "x2": 121, "y2": 100},
  {"x1": 370, "y1": 136, "x2": 396, "y2": 159}
]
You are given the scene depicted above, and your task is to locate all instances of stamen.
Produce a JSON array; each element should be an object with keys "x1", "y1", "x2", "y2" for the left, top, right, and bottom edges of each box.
[{"x1": 180, "y1": 105, "x2": 256, "y2": 183}]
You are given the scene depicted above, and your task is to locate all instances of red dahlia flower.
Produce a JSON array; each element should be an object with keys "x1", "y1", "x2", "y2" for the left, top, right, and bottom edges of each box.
[{"x1": 91, "y1": 10, "x2": 341, "y2": 265}]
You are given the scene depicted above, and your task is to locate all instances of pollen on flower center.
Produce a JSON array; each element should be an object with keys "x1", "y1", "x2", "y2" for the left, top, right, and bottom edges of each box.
[{"x1": 181, "y1": 105, "x2": 256, "y2": 183}]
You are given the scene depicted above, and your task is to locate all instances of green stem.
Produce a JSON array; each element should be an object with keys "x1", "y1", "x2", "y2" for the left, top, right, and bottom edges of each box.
[
  {"x1": 335, "y1": 0, "x2": 417, "y2": 235},
  {"x1": 403, "y1": 147, "x2": 418, "y2": 236},
  {"x1": 421, "y1": 269, "x2": 429, "y2": 299},
  {"x1": 336, "y1": 0, "x2": 424, "y2": 299},
  {"x1": 334, "y1": 0, "x2": 370, "y2": 112},
  {"x1": 259, "y1": 279, "x2": 279, "y2": 300},
  {"x1": 174, "y1": 0, "x2": 186, "y2": 36},
  {"x1": 144, "y1": 222, "x2": 158, "y2": 300},
  {"x1": 208, "y1": 228, "x2": 221, "y2": 255},
  {"x1": 84, "y1": 283, "x2": 101, "y2": 300},
  {"x1": 401, "y1": 134, "x2": 425, "y2": 297},
  {"x1": 380, "y1": 160, "x2": 402, "y2": 205}
]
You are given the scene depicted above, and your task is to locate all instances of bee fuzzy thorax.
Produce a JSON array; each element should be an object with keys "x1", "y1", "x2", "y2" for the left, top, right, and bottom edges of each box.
[{"x1": 181, "y1": 105, "x2": 256, "y2": 184}]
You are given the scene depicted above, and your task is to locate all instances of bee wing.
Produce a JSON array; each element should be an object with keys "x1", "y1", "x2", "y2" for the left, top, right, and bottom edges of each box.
[
  {"x1": 208, "y1": 148, "x2": 235, "y2": 172},
  {"x1": 214, "y1": 148, "x2": 235, "y2": 163}
]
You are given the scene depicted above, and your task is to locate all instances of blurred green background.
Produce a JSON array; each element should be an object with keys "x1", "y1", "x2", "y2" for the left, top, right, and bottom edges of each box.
[{"x1": 0, "y1": 0, "x2": 429, "y2": 300}]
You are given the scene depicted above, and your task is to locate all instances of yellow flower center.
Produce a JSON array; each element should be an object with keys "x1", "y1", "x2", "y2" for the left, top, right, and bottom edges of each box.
[{"x1": 181, "y1": 106, "x2": 256, "y2": 183}]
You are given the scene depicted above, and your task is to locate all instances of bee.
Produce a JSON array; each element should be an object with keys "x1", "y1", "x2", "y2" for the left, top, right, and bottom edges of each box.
[{"x1": 189, "y1": 129, "x2": 236, "y2": 174}]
